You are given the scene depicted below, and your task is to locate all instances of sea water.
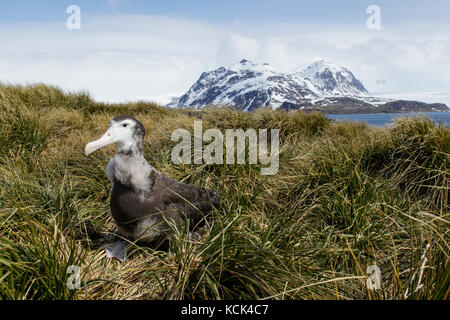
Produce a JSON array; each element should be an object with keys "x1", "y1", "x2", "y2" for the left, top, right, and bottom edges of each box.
[{"x1": 325, "y1": 112, "x2": 450, "y2": 127}]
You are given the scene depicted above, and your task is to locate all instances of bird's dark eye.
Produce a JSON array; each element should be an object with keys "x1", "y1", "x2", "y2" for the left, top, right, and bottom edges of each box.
[{"x1": 123, "y1": 124, "x2": 128, "y2": 127}]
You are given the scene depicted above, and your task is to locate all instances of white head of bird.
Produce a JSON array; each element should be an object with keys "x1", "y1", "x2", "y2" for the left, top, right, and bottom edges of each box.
[{"x1": 85, "y1": 115, "x2": 145, "y2": 156}]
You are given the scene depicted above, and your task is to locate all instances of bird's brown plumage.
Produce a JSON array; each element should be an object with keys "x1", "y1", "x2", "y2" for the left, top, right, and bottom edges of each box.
[{"x1": 110, "y1": 167, "x2": 220, "y2": 244}]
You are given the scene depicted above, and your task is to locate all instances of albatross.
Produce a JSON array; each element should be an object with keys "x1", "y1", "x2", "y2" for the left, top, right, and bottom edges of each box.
[{"x1": 85, "y1": 115, "x2": 220, "y2": 261}]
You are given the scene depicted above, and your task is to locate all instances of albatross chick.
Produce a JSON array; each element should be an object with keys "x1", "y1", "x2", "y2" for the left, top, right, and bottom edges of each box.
[{"x1": 85, "y1": 115, "x2": 220, "y2": 261}]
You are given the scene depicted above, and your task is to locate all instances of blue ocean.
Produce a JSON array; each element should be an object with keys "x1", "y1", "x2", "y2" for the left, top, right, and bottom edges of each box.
[{"x1": 325, "y1": 112, "x2": 450, "y2": 127}]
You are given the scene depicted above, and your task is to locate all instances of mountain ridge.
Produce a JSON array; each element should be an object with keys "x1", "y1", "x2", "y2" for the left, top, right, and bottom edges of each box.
[{"x1": 167, "y1": 59, "x2": 449, "y2": 113}]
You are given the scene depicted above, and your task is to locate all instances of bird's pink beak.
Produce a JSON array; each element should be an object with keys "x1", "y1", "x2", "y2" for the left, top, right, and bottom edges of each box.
[{"x1": 85, "y1": 128, "x2": 116, "y2": 155}]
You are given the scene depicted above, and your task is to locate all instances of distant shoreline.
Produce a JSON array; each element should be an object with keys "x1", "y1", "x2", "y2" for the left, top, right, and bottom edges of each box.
[{"x1": 325, "y1": 111, "x2": 450, "y2": 127}]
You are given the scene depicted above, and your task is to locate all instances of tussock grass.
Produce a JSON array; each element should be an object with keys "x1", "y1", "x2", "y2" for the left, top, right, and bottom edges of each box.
[{"x1": 0, "y1": 83, "x2": 448, "y2": 300}]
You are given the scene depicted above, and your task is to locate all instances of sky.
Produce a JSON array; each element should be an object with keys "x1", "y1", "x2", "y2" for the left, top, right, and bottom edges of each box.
[{"x1": 1, "y1": 0, "x2": 450, "y2": 105}]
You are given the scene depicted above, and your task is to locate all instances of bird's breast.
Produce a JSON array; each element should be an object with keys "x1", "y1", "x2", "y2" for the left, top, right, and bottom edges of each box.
[{"x1": 110, "y1": 182, "x2": 152, "y2": 228}]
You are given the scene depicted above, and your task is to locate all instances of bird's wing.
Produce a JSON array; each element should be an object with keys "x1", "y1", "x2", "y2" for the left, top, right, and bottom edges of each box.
[{"x1": 151, "y1": 170, "x2": 220, "y2": 225}]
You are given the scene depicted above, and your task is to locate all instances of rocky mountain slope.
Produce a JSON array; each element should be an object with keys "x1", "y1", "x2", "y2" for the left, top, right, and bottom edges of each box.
[{"x1": 167, "y1": 59, "x2": 449, "y2": 113}]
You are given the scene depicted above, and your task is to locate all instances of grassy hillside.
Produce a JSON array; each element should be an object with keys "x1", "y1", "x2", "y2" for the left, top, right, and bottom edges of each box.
[{"x1": 0, "y1": 83, "x2": 448, "y2": 300}]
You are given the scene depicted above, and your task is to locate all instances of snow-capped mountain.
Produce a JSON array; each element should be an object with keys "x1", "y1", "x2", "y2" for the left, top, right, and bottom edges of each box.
[
  {"x1": 167, "y1": 59, "x2": 448, "y2": 113},
  {"x1": 293, "y1": 60, "x2": 368, "y2": 97},
  {"x1": 169, "y1": 59, "x2": 322, "y2": 111}
]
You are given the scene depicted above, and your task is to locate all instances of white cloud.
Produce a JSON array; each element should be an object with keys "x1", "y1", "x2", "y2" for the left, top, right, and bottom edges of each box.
[
  {"x1": 0, "y1": 14, "x2": 449, "y2": 105},
  {"x1": 0, "y1": 15, "x2": 225, "y2": 103},
  {"x1": 217, "y1": 34, "x2": 260, "y2": 66}
]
